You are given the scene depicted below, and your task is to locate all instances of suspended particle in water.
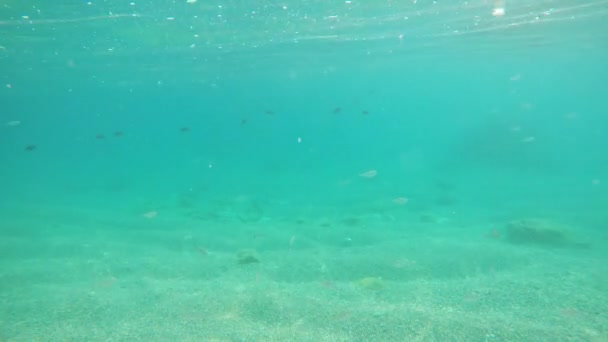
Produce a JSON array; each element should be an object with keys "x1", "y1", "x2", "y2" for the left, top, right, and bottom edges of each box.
[
  {"x1": 492, "y1": 7, "x2": 505, "y2": 16},
  {"x1": 492, "y1": 0, "x2": 506, "y2": 16}
]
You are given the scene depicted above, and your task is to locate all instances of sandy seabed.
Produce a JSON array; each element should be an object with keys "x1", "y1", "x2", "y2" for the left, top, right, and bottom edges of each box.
[{"x1": 0, "y1": 202, "x2": 606, "y2": 342}]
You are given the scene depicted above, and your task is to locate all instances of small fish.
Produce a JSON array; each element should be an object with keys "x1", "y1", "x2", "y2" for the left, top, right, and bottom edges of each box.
[
  {"x1": 113, "y1": 131, "x2": 123, "y2": 137},
  {"x1": 333, "y1": 107, "x2": 342, "y2": 114},
  {"x1": 289, "y1": 235, "x2": 296, "y2": 252},
  {"x1": 96, "y1": 134, "x2": 105, "y2": 140},
  {"x1": 24, "y1": 144, "x2": 36, "y2": 152},
  {"x1": 142, "y1": 211, "x2": 158, "y2": 219},
  {"x1": 96, "y1": 276, "x2": 117, "y2": 289},
  {"x1": 393, "y1": 197, "x2": 408, "y2": 205},
  {"x1": 359, "y1": 169, "x2": 377, "y2": 178},
  {"x1": 180, "y1": 127, "x2": 190, "y2": 133}
]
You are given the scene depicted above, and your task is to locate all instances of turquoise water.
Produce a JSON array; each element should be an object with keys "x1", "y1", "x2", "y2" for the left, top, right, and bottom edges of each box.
[{"x1": 1, "y1": 1, "x2": 607, "y2": 340}]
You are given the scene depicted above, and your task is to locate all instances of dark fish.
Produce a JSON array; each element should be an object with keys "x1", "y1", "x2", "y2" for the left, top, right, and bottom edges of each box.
[
  {"x1": 113, "y1": 131, "x2": 123, "y2": 137},
  {"x1": 96, "y1": 134, "x2": 105, "y2": 140},
  {"x1": 333, "y1": 107, "x2": 341, "y2": 114},
  {"x1": 24, "y1": 144, "x2": 36, "y2": 151},
  {"x1": 180, "y1": 127, "x2": 190, "y2": 133}
]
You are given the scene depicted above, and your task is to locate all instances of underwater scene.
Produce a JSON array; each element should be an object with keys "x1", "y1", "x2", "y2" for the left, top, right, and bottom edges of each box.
[{"x1": 1, "y1": 0, "x2": 607, "y2": 340}]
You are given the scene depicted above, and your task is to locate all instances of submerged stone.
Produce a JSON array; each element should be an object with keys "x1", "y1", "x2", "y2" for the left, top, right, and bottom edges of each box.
[
  {"x1": 355, "y1": 276, "x2": 385, "y2": 291},
  {"x1": 237, "y1": 249, "x2": 260, "y2": 264},
  {"x1": 505, "y1": 219, "x2": 590, "y2": 248}
]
